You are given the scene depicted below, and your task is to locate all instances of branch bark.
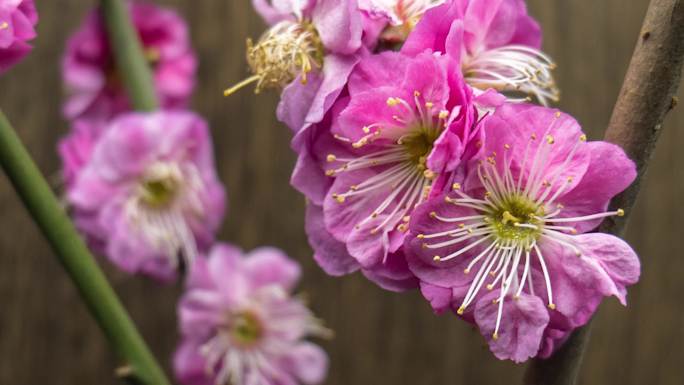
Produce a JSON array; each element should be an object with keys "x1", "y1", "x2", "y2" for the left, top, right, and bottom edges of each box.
[{"x1": 523, "y1": 0, "x2": 684, "y2": 384}]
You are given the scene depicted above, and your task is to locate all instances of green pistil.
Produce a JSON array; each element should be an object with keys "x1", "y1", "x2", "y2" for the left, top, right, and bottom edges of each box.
[
  {"x1": 230, "y1": 312, "x2": 263, "y2": 346},
  {"x1": 400, "y1": 126, "x2": 441, "y2": 167},
  {"x1": 140, "y1": 178, "x2": 177, "y2": 207},
  {"x1": 488, "y1": 194, "x2": 544, "y2": 243}
]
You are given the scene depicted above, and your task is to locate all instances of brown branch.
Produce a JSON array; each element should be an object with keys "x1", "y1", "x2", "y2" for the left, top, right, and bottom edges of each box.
[{"x1": 523, "y1": 0, "x2": 684, "y2": 384}]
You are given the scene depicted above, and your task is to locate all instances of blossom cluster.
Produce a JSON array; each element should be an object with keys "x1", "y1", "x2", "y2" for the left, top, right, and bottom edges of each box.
[
  {"x1": 229, "y1": 0, "x2": 641, "y2": 363},
  {"x1": 53, "y1": 2, "x2": 329, "y2": 384}
]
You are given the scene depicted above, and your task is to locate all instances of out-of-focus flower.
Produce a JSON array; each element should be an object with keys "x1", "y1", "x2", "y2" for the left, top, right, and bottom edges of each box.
[
  {"x1": 67, "y1": 111, "x2": 226, "y2": 282},
  {"x1": 227, "y1": 0, "x2": 381, "y2": 133},
  {"x1": 58, "y1": 118, "x2": 107, "y2": 192},
  {"x1": 405, "y1": 104, "x2": 640, "y2": 362},
  {"x1": 62, "y1": 1, "x2": 196, "y2": 120},
  {"x1": 359, "y1": 0, "x2": 443, "y2": 46},
  {"x1": 175, "y1": 244, "x2": 329, "y2": 385},
  {"x1": 402, "y1": 0, "x2": 559, "y2": 105},
  {"x1": 291, "y1": 50, "x2": 500, "y2": 291},
  {"x1": 0, "y1": 0, "x2": 38, "y2": 74}
]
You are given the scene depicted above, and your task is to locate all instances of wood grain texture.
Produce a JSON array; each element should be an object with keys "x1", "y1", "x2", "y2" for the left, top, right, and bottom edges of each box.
[{"x1": 0, "y1": 1, "x2": 682, "y2": 384}]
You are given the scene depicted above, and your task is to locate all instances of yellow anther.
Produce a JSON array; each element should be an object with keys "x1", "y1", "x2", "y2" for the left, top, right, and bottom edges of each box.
[
  {"x1": 429, "y1": 211, "x2": 437, "y2": 218},
  {"x1": 570, "y1": 228, "x2": 578, "y2": 234},
  {"x1": 326, "y1": 154, "x2": 337, "y2": 162},
  {"x1": 463, "y1": 268, "x2": 470, "y2": 274},
  {"x1": 458, "y1": 223, "x2": 465, "y2": 228},
  {"x1": 567, "y1": 176, "x2": 574, "y2": 183},
  {"x1": 397, "y1": 223, "x2": 408, "y2": 232},
  {"x1": 456, "y1": 307, "x2": 465, "y2": 315},
  {"x1": 486, "y1": 284, "x2": 494, "y2": 290},
  {"x1": 386, "y1": 97, "x2": 399, "y2": 106},
  {"x1": 333, "y1": 194, "x2": 345, "y2": 203},
  {"x1": 325, "y1": 169, "x2": 335, "y2": 176},
  {"x1": 617, "y1": 208, "x2": 625, "y2": 217},
  {"x1": 579, "y1": 134, "x2": 587, "y2": 142},
  {"x1": 444, "y1": 196, "x2": 452, "y2": 203},
  {"x1": 0, "y1": 22, "x2": 8, "y2": 30},
  {"x1": 433, "y1": 255, "x2": 441, "y2": 262},
  {"x1": 370, "y1": 228, "x2": 378, "y2": 235},
  {"x1": 452, "y1": 183, "x2": 461, "y2": 190},
  {"x1": 492, "y1": 333, "x2": 499, "y2": 340},
  {"x1": 350, "y1": 185, "x2": 358, "y2": 191},
  {"x1": 423, "y1": 170, "x2": 436, "y2": 179},
  {"x1": 425, "y1": 102, "x2": 434, "y2": 109},
  {"x1": 403, "y1": 216, "x2": 410, "y2": 222},
  {"x1": 417, "y1": 234, "x2": 425, "y2": 239},
  {"x1": 504, "y1": 144, "x2": 511, "y2": 150},
  {"x1": 362, "y1": 126, "x2": 370, "y2": 134},
  {"x1": 548, "y1": 303, "x2": 556, "y2": 310},
  {"x1": 414, "y1": 90, "x2": 421, "y2": 97},
  {"x1": 438, "y1": 110, "x2": 449, "y2": 119},
  {"x1": 546, "y1": 135, "x2": 555, "y2": 144},
  {"x1": 555, "y1": 111, "x2": 561, "y2": 118}
]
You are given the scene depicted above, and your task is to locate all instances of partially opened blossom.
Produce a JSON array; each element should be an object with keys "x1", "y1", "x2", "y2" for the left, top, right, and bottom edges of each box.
[
  {"x1": 175, "y1": 244, "x2": 329, "y2": 385},
  {"x1": 359, "y1": 0, "x2": 444, "y2": 45},
  {"x1": 62, "y1": 1, "x2": 196, "y2": 120},
  {"x1": 227, "y1": 0, "x2": 382, "y2": 132},
  {"x1": 405, "y1": 104, "x2": 640, "y2": 362},
  {"x1": 67, "y1": 111, "x2": 226, "y2": 281},
  {"x1": 402, "y1": 0, "x2": 559, "y2": 105},
  {"x1": 0, "y1": 0, "x2": 37, "y2": 74},
  {"x1": 291, "y1": 50, "x2": 499, "y2": 290}
]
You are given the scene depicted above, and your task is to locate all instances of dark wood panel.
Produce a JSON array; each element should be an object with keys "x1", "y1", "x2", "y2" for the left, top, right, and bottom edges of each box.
[{"x1": 0, "y1": 0, "x2": 681, "y2": 384}]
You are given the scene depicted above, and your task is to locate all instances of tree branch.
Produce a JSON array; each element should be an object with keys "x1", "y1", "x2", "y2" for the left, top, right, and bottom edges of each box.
[{"x1": 523, "y1": 0, "x2": 684, "y2": 384}]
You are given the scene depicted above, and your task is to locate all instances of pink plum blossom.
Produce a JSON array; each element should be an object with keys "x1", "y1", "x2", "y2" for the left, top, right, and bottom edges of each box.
[
  {"x1": 0, "y1": 0, "x2": 37, "y2": 74},
  {"x1": 404, "y1": 104, "x2": 640, "y2": 362},
  {"x1": 57, "y1": 118, "x2": 107, "y2": 192},
  {"x1": 67, "y1": 111, "x2": 226, "y2": 282},
  {"x1": 402, "y1": 0, "x2": 559, "y2": 105},
  {"x1": 227, "y1": 0, "x2": 384, "y2": 133},
  {"x1": 291, "y1": 50, "x2": 499, "y2": 291},
  {"x1": 62, "y1": 1, "x2": 197, "y2": 120},
  {"x1": 174, "y1": 244, "x2": 329, "y2": 385}
]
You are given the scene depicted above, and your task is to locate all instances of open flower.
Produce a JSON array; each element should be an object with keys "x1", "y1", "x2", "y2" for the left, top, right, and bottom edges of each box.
[
  {"x1": 402, "y1": 0, "x2": 559, "y2": 105},
  {"x1": 405, "y1": 104, "x2": 640, "y2": 362},
  {"x1": 291, "y1": 50, "x2": 497, "y2": 290},
  {"x1": 0, "y1": 0, "x2": 38, "y2": 74},
  {"x1": 175, "y1": 244, "x2": 329, "y2": 385},
  {"x1": 227, "y1": 0, "x2": 379, "y2": 132},
  {"x1": 62, "y1": 1, "x2": 196, "y2": 120},
  {"x1": 67, "y1": 111, "x2": 226, "y2": 281}
]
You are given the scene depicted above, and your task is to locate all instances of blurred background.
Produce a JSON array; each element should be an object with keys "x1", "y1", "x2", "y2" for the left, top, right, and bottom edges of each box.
[{"x1": 0, "y1": 0, "x2": 682, "y2": 384}]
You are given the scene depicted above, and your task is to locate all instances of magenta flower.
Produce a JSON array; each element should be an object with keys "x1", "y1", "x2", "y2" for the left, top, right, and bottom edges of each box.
[
  {"x1": 404, "y1": 104, "x2": 640, "y2": 362},
  {"x1": 174, "y1": 244, "x2": 329, "y2": 385},
  {"x1": 227, "y1": 0, "x2": 380, "y2": 132},
  {"x1": 291, "y1": 50, "x2": 499, "y2": 291},
  {"x1": 402, "y1": 0, "x2": 559, "y2": 105},
  {"x1": 57, "y1": 118, "x2": 107, "y2": 192},
  {"x1": 0, "y1": 0, "x2": 37, "y2": 74},
  {"x1": 67, "y1": 111, "x2": 226, "y2": 281},
  {"x1": 62, "y1": 1, "x2": 196, "y2": 120}
]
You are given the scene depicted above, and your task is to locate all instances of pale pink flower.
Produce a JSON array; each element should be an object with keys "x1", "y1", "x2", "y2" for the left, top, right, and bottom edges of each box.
[
  {"x1": 175, "y1": 244, "x2": 329, "y2": 385},
  {"x1": 67, "y1": 111, "x2": 225, "y2": 281}
]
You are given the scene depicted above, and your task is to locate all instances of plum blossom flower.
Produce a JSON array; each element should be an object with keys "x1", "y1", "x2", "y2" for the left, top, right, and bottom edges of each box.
[
  {"x1": 0, "y1": 0, "x2": 38, "y2": 74},
  {"x1": 62, "y1": 1, "x2": 197, "y2": 120},
  {"x1": 174, "y1": 244, "x2": 329, "y2": 385},
  {"x1": 358, "y1": 0, "x2": 443, "y2": 46},
  {"x1": 291, "y1": 50, "x2": 497, "y2": 290},
  {"x1": 402, "y1": 0, "x2": 559, "y2": 105},
  {"x1": 67, "y1": 111, "x2": 226, "y2": 281},
  {"x1": 227, "y1": 0, "x2": 379, "y2": 132},
  {"x1": 405, "y1": 104, "x2": 640, "y2": 362}
]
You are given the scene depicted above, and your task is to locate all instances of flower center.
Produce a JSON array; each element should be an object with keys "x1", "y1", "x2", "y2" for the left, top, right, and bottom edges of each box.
[
  {"x1": 224, "y1": 20, "x2": 325, "y2": 96},
  {"x1": 399, "y1": 125, "x2": 439, "y2": 167},
  {"x1": 229, "y1": 311, "x2": 263, "y2": 347},
  {"x1": 140, "y1": 176, "x2": 178, "y2": 208},
  {"x1": 488, "y1": 194, "x2": 543, "y2": 243}
]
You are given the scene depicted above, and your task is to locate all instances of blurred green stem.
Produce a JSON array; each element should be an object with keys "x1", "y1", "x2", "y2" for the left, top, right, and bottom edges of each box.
[
  {"x1": 0, "y1": 111, "x2": 170, "y2": 385},
  {"x1": 101, "y1": 0, "x2": 158, "y2": 111}
]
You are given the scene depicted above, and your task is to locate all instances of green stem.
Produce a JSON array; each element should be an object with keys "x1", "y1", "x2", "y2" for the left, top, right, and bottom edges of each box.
[
  {"x1": 100, "y1": 0, "x2": 158, "y2": 111},
  {"x1": 0, "y1": 111, "x2": 171, "y2": 385}
]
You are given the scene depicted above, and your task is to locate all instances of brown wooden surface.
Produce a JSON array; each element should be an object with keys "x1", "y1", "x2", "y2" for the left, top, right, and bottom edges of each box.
[{"x1": 0, "y1": 1, "x2": 682, "y2": 384}]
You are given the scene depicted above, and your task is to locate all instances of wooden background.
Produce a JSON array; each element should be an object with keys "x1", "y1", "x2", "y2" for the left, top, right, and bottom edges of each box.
[{"x1": 0, "y1": 0, "x2": 682, "y2": 384}]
